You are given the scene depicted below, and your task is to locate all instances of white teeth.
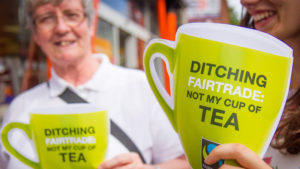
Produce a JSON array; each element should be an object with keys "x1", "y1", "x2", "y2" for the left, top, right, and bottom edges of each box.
[
  {"x1": 59, "y1": 41, "x2": 72, "y2": 46},
  {"x1": 253, "y1": 11, "x2": 275, "y2": 23}
]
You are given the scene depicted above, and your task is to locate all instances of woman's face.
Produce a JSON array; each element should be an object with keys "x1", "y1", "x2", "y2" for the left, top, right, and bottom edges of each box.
[
  {"x1": 241, "y1": 0, "x2": 300, "y2": 41},
  {"x1": 33, "y1": 0, "x2": 94, "y2": 67}
]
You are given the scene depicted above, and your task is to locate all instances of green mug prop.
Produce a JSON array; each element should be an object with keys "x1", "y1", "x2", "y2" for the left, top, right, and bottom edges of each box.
[
  {"x1": 143, "y1": 23, "x2": 293, "y2": 169},
  {"x1": 1, "y1": 104, "x2": 108, "y2": 169}
]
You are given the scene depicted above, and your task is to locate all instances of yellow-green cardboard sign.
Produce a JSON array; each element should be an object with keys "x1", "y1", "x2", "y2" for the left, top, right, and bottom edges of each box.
[{"x1": 144, "y1": 23, "x2": 293, "y2": 169}]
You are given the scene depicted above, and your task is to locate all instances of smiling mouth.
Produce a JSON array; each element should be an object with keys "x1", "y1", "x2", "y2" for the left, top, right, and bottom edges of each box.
[
  {"x1": 54, "y1": 41, "x2": 75, "y2": 46},
  {"x1": 253, "y1": 11, "x2": 276, "y2": 23}
]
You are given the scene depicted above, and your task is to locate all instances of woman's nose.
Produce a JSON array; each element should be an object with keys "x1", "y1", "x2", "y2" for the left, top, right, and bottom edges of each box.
[{"x1": 54, "y1": 17, "x2": 71, "y2": 35}]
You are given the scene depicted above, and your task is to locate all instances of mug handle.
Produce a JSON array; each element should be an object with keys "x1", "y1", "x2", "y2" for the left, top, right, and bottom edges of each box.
[
  {"x1": 1, "y1": 122, "x2": 40, "y2": 169},
  {"x1": 143, "y1": 39, "x2": 178, "y2": 131}
]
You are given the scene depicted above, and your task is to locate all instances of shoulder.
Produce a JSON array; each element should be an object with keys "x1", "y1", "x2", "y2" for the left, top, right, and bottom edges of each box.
[
  {"x1": 12, "y1": 82, "x2": 49, "y2": 103},
  {"x1": 2, "y1": 83, "x2": 49, "y2": 124},
  {"x1": 264, "y1": 146, "x2": 300, "y2": 168}
]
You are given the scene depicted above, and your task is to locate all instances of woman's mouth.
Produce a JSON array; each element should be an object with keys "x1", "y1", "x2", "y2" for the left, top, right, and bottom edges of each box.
[
  {"x1": 253, "y1": 11, "x2": 276, "y2": 24},
  {"x1": 252, "y1": 11, "x2": 276, "y2": 30},
  {"x1": 54, "y1": 40, "x2": 75, "y2": 46}
]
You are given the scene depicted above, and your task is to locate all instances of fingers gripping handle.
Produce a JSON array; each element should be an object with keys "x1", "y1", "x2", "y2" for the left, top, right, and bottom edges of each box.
[
  {"x1": 1, "y1": 122, "x2": 40, "y2": 169},
  {"x1": 144, "y1": 39, "x2": 177, "y2": 131}
]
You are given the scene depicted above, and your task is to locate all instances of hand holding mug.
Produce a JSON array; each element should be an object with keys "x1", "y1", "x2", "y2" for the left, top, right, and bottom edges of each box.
[{"x1": 205, "y1": 143, "x2": 272, "y2": 169}]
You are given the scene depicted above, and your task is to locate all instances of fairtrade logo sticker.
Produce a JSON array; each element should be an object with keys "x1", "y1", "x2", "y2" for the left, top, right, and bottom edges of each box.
[{"x1": 201, "y1": 138, "x2": 224, "y2": 169}]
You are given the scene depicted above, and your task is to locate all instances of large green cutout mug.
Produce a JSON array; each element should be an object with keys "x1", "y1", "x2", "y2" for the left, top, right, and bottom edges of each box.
[
  {"x1": 1, "y1": 104, "x2": 108, "y2": 169},
  {"x1": 143, "y1": 23, "x2": 293, "y2": 169}
]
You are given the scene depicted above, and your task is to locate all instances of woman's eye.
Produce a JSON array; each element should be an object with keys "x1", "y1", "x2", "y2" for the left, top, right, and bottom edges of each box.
[
  {"x1": 65, "y1": 12, "x2": 80, "y2": 20},
  {"x1": 38, "y1": 15, "x2": 55, "y2": 23}
]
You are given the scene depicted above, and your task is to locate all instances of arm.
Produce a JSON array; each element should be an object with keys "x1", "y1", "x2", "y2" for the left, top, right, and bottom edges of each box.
[
  {"x1": 98, "y1": 153, "x2": 190, "y2": 169},
  {"x1": 205, "y1": 143, "x2": 271, "y2": 169}
]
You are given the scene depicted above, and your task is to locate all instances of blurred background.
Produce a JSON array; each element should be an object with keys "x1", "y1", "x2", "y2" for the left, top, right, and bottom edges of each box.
[{"x1": 0, "y1": 0, "x2": 243, "y2": 123}]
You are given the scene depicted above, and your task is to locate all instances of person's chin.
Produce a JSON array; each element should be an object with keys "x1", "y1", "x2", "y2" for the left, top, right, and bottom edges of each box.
[{"x1": 55, "y1": 47, "x2": 79, "y2": 57}]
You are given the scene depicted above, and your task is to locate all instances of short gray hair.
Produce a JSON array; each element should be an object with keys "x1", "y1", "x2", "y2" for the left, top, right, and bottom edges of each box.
[{"x1": 24, "y1": 0, "x2": 95, "y2": 31}]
